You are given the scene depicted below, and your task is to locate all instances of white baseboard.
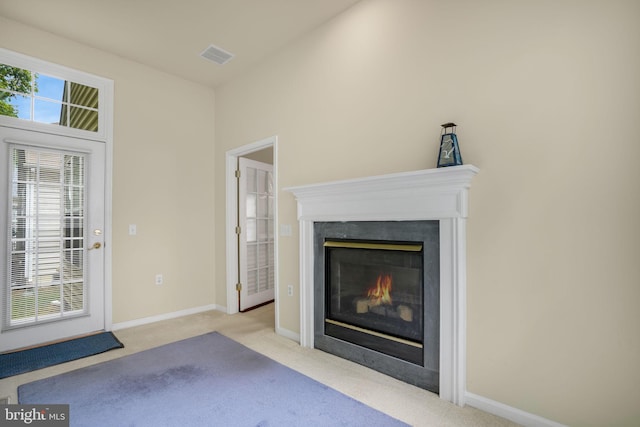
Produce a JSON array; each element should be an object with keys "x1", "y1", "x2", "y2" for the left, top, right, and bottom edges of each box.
[
  {"x1": 111, "y1": 304, "x2": 225, "y2": 331},
  {"x1": 465, "y1": 392, "x2": 567, "y2": 427},
  {"x1": 276, "y1": 326, "x2": 300, "y2": 343}
]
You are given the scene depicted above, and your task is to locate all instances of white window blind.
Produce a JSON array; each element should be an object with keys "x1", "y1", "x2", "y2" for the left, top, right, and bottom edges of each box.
[{"x1": 7, "y1": 145, "x2": 87, "y2": 326}]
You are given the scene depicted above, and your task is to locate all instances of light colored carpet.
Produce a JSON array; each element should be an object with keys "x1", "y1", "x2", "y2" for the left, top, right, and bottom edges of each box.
[
  {"x1": 20, "y1": 332, "x2": 408, "y2": 426},
  {"x1": 1, "y1": 304, "x2": 518, "y2": 426}
]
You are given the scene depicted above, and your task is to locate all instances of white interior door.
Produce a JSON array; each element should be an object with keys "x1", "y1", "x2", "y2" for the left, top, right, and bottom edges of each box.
[
  {"x1": 238, "y1": 157, "x2": 274, "y2": 311},
  {"x1": 0, "y1": 127, "x2": 105, "y2": 352}
]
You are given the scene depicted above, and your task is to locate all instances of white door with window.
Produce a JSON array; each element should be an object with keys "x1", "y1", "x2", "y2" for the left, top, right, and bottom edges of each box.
[
  {"x1": 0, "y1": 126, "x2": 105, "y2": 352},
  {"x1": 238, "y1": 157, "x2": 274, "y2": 311}
]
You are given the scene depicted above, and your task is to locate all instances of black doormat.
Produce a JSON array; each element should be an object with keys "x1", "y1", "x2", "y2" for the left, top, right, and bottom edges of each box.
[{"x1": 0, "y1": 332, "x2": 123, "y2": 379}]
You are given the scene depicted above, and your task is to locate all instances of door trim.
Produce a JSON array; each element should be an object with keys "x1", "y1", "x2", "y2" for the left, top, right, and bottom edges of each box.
[
  {"x1": 103, "y1": 89, "x2": 114, "y2": 333},
  {"x1": 225, "y1": 136, "x2": 278, "y2": 319}
]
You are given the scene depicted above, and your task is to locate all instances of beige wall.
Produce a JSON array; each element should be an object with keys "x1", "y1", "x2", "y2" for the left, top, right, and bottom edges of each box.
[
  {"x1": 0, "y1": 17, "x2": 217, "y2": 324},
  {"x1": 214, "y1": 1, "x2": 640, "y2": 426},
  {"x1": 242, "y1": 147, "x2": 274, "y2": 164}
]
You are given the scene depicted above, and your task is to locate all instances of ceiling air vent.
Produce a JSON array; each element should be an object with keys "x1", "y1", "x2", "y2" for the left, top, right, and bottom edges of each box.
[{"x1": 200, "y1": 44, "x2": 235, "y2": 65}]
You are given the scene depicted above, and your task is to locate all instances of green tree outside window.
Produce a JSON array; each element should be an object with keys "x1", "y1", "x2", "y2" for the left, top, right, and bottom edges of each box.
[{"x1": 0, "y1": 64, "x2": 35, "y2": 118}]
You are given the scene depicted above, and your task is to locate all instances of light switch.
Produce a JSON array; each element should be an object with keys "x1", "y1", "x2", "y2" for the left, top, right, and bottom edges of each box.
[{"x1": 129, "y1": 224, "x2": 137, "y2": 236}]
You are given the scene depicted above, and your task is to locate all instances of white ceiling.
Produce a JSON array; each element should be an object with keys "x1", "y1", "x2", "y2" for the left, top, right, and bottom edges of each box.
[{"x1": 0, "y1": 0, "x2": 361, "y2": 88}]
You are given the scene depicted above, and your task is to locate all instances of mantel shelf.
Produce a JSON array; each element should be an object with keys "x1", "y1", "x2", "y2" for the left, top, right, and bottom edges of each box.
[
  {"x1": 284, "y1": 165, "x2": 479, "y2": 222},
  {"x1": 285, "y1": 164, "x2": 478, "y2": 197}
]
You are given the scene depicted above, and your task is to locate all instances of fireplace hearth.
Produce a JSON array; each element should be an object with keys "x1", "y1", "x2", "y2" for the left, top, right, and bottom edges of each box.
[{"x1": 314, "y1": 221, "x2": 440, "y2": 392}]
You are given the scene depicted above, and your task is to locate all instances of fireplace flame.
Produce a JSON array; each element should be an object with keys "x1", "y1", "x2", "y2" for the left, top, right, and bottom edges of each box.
[{"x1": 367, "y1": 274, "x2": 393, "y2": 306}]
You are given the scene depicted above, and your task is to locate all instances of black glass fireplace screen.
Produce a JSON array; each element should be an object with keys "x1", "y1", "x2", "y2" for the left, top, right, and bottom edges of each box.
[{"x1": 324, "y1": 239, "x2": 424, "y2": 364}]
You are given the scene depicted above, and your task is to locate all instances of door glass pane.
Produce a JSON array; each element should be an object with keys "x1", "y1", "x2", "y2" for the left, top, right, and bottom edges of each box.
[
  {"x1": 268, "y1": 267, "x2": 275, "y2": 290},
  {"x1": 257, "y1": 170, "x2": 267, "y2": 193},
  {"x1": 8, "y1": 146, "x2": 87, "y2": 326},
  {"x1": 246, "y1": 219, "x2": 257, "y2": 242},
  {"x1": 65, "y1": 187, "x2": 84, "y2": 216},
  {"x1": 257, "y1": 195, "x2": 268, "y2": 218},
  {"x1": 64, "y1": 154, "x2": 84, "y2": 186},
  {"x1": 257, "y1": 219, "x2": 268, "y2": 242},
  {"x1": 258, "y1": 268, "x2": 268, "y2": 292},
  {"x1": 267, "y1": 196, "x2": 274, "y2": 217},
  {"x1": 247, "y1": 243, "x2": 257, "y2": 270},
  {"x1": 258, "y1": 243, "x2": 268, "y2": 267},
  {"x1": 267, "y1": 219, "x2": 274, "y2": 240},
  {"x1": 266, "y1": 171, "x2": 273, "y2": 194},
  {"x1": 247, "y1": 269, "x2": 258, "y2": 295},
  {"x1": 246, "y1": 194, "x2": 256, "y2": 218},
  {"x1": 246, "y1": 167, "x2": 256, "y2": 192}
]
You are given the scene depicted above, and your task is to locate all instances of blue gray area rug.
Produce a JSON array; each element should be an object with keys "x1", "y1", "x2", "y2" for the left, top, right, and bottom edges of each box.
[
  {"x1": 0, "y1": 332, "x2": 123, "y2": 379},
  {"x1": 19, "y1": 332, "x2": 408, "y2": 427}
]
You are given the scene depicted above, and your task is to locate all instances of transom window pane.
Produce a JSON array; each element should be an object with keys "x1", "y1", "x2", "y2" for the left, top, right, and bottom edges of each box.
[
  {"x1": 37, "y1": 74, "x2": 66, "y2": 102},
  {"x1": 1, "y1": 63, "x2": 99, "y2": 132}
]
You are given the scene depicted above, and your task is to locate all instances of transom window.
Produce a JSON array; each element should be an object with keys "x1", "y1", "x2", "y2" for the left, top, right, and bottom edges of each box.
[{"x1": 0, "y1": 48, "x2": 111, "y2": 142}]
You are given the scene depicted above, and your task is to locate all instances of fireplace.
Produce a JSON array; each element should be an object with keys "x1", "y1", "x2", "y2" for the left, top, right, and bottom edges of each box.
[
  {"x1": 314, "y1": 221, "x2": 440, "y2": 392},
  {"x1": 285, "y1": 165, "x2": 478, "y2": 405}
]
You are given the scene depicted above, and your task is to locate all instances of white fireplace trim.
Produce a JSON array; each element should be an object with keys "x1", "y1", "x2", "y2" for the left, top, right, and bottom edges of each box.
[{"x1": 285, "y1": 165, "x2": 478, "y2": 406}]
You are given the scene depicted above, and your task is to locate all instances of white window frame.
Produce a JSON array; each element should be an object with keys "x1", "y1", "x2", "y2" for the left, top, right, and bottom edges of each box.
[{"x1": 0, "y1": 48, "x2": 113, "y2": 143}]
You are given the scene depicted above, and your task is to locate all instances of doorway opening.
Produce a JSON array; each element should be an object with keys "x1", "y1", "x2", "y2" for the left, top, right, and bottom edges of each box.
[{"x1": 225, "y1": 136, "x2": 278, "y2": 322}]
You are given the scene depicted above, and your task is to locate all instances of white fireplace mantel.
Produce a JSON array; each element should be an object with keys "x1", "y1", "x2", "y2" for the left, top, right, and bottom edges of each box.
[{"x1": 284, "y1": 165, "x2": 478, "y2": 406}]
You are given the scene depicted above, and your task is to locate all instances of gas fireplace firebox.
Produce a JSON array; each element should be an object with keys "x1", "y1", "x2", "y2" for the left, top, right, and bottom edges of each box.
[
  {"x1": 314, "y1": 221, "x2": 440, "y2": 392},
  {"x1": 324, "y1": 239, "x2": 424, "y2": 365}
]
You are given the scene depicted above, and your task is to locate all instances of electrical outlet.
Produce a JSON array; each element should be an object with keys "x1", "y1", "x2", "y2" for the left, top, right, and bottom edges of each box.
[
  {"x1": 155, "y1": 274, "x2": 163, "y2": 285},
  {"x1": 287, "y1": 285, "x2": 293, "y2": 296}
]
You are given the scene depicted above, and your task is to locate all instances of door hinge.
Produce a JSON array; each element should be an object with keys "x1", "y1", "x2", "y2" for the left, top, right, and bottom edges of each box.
[
  {"x1": 236, "y1": 283, "x2": 242, "y2": 291},
  {"x1": 235, "y1": 226, "x2": 241, "y2": 235},
  {"x1": 235, "y1": 169, "x2": 241, "y2": 178}
]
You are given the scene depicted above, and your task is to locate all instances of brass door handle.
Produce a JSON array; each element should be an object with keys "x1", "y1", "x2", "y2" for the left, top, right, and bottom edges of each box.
[{"x1": 88, "y1": 242, "x2": 102, "y2": 250}]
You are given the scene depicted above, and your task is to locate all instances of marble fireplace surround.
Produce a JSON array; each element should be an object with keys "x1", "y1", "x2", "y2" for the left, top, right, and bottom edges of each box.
[{"x1": 285, "y1": 165, "x2": 478, "y2": 406}]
